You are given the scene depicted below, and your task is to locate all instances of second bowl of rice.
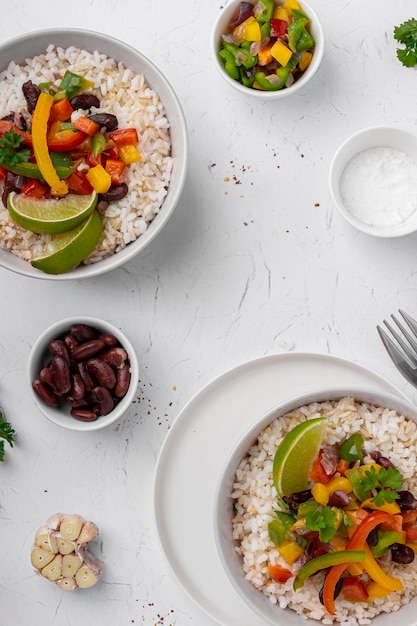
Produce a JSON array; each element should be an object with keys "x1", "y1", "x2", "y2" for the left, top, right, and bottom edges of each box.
[
  {"x1": 214, "y1": 388, "x2": 417, "y2": 626},
  {"x1": 0, "y1": 28, "x2": 188, "y2": 280}
]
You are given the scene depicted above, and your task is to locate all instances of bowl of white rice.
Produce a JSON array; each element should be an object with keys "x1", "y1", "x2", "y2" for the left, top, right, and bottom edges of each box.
[
  {"x1": 214, "y1": 388, "x2": 417, "y2": 626},
  {"x1": 0, "y1": 28, "x2": 188, "y2": 279}
]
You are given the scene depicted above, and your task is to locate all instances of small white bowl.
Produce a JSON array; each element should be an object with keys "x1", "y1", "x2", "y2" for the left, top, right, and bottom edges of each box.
[
  {"x1": 329, "y1": 126, "x2": 417, "y2": 237},
  {"x1": 28, "y1": 316, "x2": 139, "y2": 431},
  {"x1": 214, "y1": 387, "x2": 417, "y2": 626},
  {"x1": 0, "y1": 28, "x2": 188, "y2": 280},
  {"x1": 211, "y1": 0, "x2": 324, "y2": 99}
]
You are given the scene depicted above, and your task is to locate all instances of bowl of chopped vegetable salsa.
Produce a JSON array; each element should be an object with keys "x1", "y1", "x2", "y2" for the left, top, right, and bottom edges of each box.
[
  {"x1": 214, "y1": 388, "x2": 417, "y2": 625},
  {"x1": 211, "y1": 0, "x2": 324, "y2": 97},
  {"x1": 0, "y1": 29, "x2": 188, "y2": 279}
]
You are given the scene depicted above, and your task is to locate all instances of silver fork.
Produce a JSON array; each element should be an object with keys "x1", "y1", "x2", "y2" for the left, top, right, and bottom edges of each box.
[{"x1": 377, "y1": 310, "x2": 417, "y2": 387}]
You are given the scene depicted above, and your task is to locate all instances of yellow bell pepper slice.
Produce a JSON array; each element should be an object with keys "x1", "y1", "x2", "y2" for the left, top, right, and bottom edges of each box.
[
  {"x1": 360, "y1": 498, "x2": 401, "y2": 515},
  {"x1": 270, "y1": 40, "x2": 293, "y2": 67},
  {"x1": 244, "y1": 17, "x2": 261, "y2": 42},
  {"x1": 273, "y1": 7, "x2": 291, "y2": 22},
  {"x1": 86, "y1": 164, "x2": 112, "y2": 194},
  {"x1": 362, "y1": 545, "x2": 404, "y2": 591},
  {"x1": 326, "y1": 476, "x2": 353, "y2": 495},
  {"x1": 299, "y1": 51, "x2": 313, "y2": 71},
  {"x1": 283, "y1": 0, "x2": 301, "y2": 12},
  {"x1": 367, "y1": 581, "x2": 392, "y2": 599},
  {"x1": 118, "y1": 144, "x2": 142, "y2": 165},
  {"x1": 311, "y1": 482, "x2": 329, "y2": 506},
  {"x1": 278, "y1": 540, "x2": 304, "y2": 565},
  {"x1": 32, "y1": 92, "x2": 68, "y2": 196}
]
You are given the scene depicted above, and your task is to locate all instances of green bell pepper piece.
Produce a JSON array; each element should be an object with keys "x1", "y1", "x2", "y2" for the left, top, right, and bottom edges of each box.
[
  {"x1": 256, "y1": 0, "x2": 274, "y2": 23},
  {"x1": 1, "y1": 158, "x2": 73, "y2": 181},
  {"x1": 293, "y1": 550, "x2": 366, "y2": 590},
  {"x1": 297, "y1": 500, "x2": 318, "y2": 517},
  {"x1": 240, "y1": 41, "x2": 258, "y2": 69},
  {"x1": 254, "y1": 70, "x2": 286, "y2": 91},
  {"x1": 339, "y1": 433, "x2": 364, "y2": 463},
  {"x1": 268, "y1": 520, "x2": 288, "y2": 546},
  {"x1": 219, "y1": 48, "x2": 240, "y2": 80},
  {"x1": 372, "y1": 530, "x2": 404, "y2": 558},
  {"x1": 345, "y1": 466, "x2": 372, "y2": 501},
  {"x1": 239, "y1": 67, "x2": 255, "y2": 87},
  {"x1": 288, "y1": 17, "x2": 315, "y2": 52},
  {"x1": 260, "y1": 20, "x2": 271, "y2": 38},
  {"x1": 92, "y1": 132, "x2": 106, "y2": 157},
  {"x1": 58, "y1": 70, "x2": 94, "y2": 101}
]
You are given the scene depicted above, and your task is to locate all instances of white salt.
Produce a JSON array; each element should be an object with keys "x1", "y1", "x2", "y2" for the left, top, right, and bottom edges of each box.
[{"x1": 340, "y1": 146, "x2": 417, "y2": 227}]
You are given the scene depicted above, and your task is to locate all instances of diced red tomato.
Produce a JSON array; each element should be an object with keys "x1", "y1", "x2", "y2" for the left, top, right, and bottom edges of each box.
[
  {"x1": 270, "y1": 18, "x2": 288, "y2": 37},
  {"x1": 401, "y1": 510, "x2": 417, "y2": 528},
  {"x1": 309, "y1": 450, "x2": 333, "y2": 484},
  {"x1": 267, "y1": 564, "x2": 293, "y2": 583},
  {"x1": 109, "y1": 127, "x2": 138, "y2": 146},
  {"x1": 67, "y1": 171, "x2": 94, "y2": 195},
  {"x1": 105, "y1": 158, "x2": 125, "y2": 185},
  {"x1": 406, "y1": 527, "x2": 417, "y2": 541},
  {"x1": 342, "y1": 576, "x2": 369, "y2": 602},
  {"x1": 21, "y1": 179, "x2": 48, "y2": 198}
]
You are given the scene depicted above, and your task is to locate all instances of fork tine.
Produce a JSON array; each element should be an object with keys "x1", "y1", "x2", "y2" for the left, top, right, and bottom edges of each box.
[
  {"x1": 383, "y1": 316, "x2": 417, "y2": 367},
  {"x1": 377, "y1": 325, "x2": 417, "y2": 386},
  {"x1": 399, "y1": 309, "x2": 417, "y2": 338}
]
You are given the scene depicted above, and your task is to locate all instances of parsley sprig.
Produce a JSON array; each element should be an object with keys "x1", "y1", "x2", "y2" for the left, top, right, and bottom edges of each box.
[
  {"x1": 0, "y1": 410, "x2": 15, "y2": 462},
  {"x1": 394, "y1": 18, "x2": 417, "y2": 67},
  {"x1": 306, "y1": 506, "x2": 338, "y2": 543},
  {"x1": 362, "y1": 465, "x2": 403, "y2": 505},
  {"x1": 0, "y1": 129, "x2": 30, "y2": 167}
]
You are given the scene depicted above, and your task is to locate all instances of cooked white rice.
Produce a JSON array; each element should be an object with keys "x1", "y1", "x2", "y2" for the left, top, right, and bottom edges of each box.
[
  {"x1": 232, "y1": 397, "x2": 417, "y2": 624},
  {"x1": 0, "y1": 45, "x2": 173, "y2": 264}
]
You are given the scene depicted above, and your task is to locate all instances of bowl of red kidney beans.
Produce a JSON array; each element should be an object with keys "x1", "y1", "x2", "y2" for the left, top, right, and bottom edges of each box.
[{"x1": 28, "y1": 316, "x2": 139, "y2": 431}]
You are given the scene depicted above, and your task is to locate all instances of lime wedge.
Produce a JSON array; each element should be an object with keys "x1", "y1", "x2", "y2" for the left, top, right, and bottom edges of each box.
[
  {"x1": 273, "y1": 417, "x2": 327, "y2": 497},
  {"x1": 7, "y1": 191, "x2": 98, "y2": 234},
  {"x1": 31, "y1": 210, "x2": 102, "y2": 274}
]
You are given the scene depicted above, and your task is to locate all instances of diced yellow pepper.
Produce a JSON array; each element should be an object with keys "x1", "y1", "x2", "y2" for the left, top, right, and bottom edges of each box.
[
  {"x1": 118, "y1": 144, "x2": 142, "y2": 165},
  {"x1": 278, "y1": 540, "x2": 304, "y2": 565},
  {"x1": 328, "y1": 535, "x2": 348, "y2": 552},
  {"x1": 244, "y1": 17, "x2": 262, "y2": 42},
  {"x1": 311, "y1": 482, "x2": 329, "y2": 506},
  {"x1": 86, "y1": 164, "x2": 112, "y2": 194},
  {"x1": 347, "y1": 562, "x2": 364, "y2": 576},
  {"x1": 270, "y1": 40, "x2": 293, "y2": 67},
  {"x1": 367, "y1": 581, "x2": 392, "y2": 599},
  {"x1": 283, "y1": 0, "x2": 301, "y2": 12},
  {"x1": 299, "y1": 50, "x2": 312, "y2": 71},
  {"x1": 360, "y1": 498, "x2": 401, "y2": 515},
  {"x1": 326, "y1": 476, "x2": 353, "y2": 495},
  {"x1": 273, "y1": 7, "x2": 291, "y2": 22}
]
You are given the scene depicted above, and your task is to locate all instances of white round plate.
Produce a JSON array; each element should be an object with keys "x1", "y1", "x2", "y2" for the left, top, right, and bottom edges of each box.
[{"x1": 153, "y1": 352, "x2": 406, "y2": 626}]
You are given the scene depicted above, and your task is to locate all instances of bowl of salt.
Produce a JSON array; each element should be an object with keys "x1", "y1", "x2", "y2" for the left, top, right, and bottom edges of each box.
[{"x1": 329, "y1": 126, "x2": 417, "y2": 237}]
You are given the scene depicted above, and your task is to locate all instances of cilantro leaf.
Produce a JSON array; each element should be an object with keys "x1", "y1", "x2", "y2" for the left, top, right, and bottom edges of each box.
[
  {"x1": 0, "y1": 130, "x2": 30, "y2": 167},
  {"x1": 378, "y1": 465, "x2": 403, "y2": 491},
  {"x1": 371, "y1": 488, "x2": 399, "y2": 506},
  {"x1": 306, "y1": 506, "x2": 337, "y2": 543},
  {"x1": 361, "y1": 465, "x2": 379, "y2": 492},
  {"x1": 394, "y1": 18, "x2": 417, "y2": 67},
  {"x1": 0, "y1": 410, "x2": 15, "y2": 462}
]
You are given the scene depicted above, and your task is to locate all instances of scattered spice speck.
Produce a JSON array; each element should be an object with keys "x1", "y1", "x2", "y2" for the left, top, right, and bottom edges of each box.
[
  {"x1": 224, "y1": 177, "x2": 230, "y2": 182},
  {"x1": 314, "y1": 202, "x2": 320, "y2": 207}
]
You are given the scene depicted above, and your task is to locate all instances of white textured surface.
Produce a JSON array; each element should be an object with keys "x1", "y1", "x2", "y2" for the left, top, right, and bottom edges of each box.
[{"x1": 2, "y1": 0, "x2": 417, "y2": 624}]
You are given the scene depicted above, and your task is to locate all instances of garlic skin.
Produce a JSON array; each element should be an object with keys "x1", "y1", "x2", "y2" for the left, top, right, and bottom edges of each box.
[{"x1": 31, "y1": 513, "x2": 103, "y2": 590}]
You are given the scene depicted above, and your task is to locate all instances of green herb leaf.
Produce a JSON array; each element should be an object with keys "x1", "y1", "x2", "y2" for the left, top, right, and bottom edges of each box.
[
  {"x1": 306, "y1": 506, "x2": 338, "y2": 543},
  {"x1": 0, "y1": 130, "x2": 30, "y2": 167},
  {"x1": 371, "y1": 488, "x2": 399, "y2": 506},
  {"x1": 394, "y1": 18, "x2": 417, "y2": 67},
  {"x1": 378, "y1": 466, "x2": 403, "y2": 491},
  {"x1": 0, "y1": 410, "x2": 15, "y2": 462},
  {"x1": 361, "y1": 465, "x2": 380, "y2": 492}
]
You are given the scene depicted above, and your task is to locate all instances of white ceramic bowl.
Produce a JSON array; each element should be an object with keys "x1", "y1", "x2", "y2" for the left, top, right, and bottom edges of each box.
[
  {"x1": 28, "y1": 316, "x2": 139, "y2": 431},
  {"x1": 214, "y1": 387, "x2": 417, "y2": 626},
  {"x1": 0, "y1": 28, "x2": 188, "y2": 280},
  {"x1": 211, "y1": 0, "x2": 324, "y2": 99},
  {"x1": 329, "y1": 126, "x2": 417, "y2": 237}
]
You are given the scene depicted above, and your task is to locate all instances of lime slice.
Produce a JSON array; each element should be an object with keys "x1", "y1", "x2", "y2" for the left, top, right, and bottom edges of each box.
[
  {"x1": 31, "y1": 210, "x2": 102, "y2": 274},
  {"x1": 7, "y1": 191, "x2": 98, "y2": 234},
  {"x1": 273, "y1": 417, "x2": 327, "y2": 496}
]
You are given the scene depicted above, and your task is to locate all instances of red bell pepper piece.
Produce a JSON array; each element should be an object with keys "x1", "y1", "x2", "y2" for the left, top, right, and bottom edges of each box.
[
  {"x1": 73, "y1": 116, "x2": 100, "y2": 137},
  {"x1": 0, "y1": 165, "x2": 7, "y2": 181},
  {"x1": 49, "y1": 98, "x2": 74, "y2": 124},
  {"x1": 267, "y1": 564, "x2": 293, "y2": 583},
  {"x1": 342, "y1": 577, "x2": 369, "y2": 602},
  {"x1": 104, "y1": 145, "x2": 119, "y2": 160},
  {"x1": 322, "y1": 511, "x2": 394, "y2": 614},
  {"x1": 87, "y1": 151, "x2": 103, "y2": 168},
  {"x1": 270, "y1": 18, "x2": 288, "y2": 37},
  {"x1": 401, "y1": 510, "x2": 417, "y2": 528},
  {"x1": 308, "y1": 450, "x2": 333, "y2": 484},
  {"x1": 406, "y1": 527, "x2": 417, "y2": 541},
  {"x1": 21, "y1": 179, "x2": 48, "y2": 198},
  {"x1": 0, "y1": 119, "x2": 86, "y2": 152},
  {"x1": 105, "y1": 158, "x2": 125, "y2": 185},
  {"x1": 67, "y1": 171, "x2": 94, "y2": 195},
  {"x1": 109, "y1": 127, "x2": 138, "y2": 146}
]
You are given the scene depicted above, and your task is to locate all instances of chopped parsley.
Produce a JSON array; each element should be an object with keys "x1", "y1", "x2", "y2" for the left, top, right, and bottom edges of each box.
[
  {"x1": 394, "y1": 18, "x2": 417, "y2": 67},
  {"x1": 306, "y1": 506, "x2": 338, "y2": 543},
  {"x1": 362, "y1": 464, "x2": 403, "y2": 505},
  {"x1": 0, "y1": 129, "x2": 30, "y2": 167},
  {"x1": 0, "y1": 410, "x2": 15, "y2": 461}
]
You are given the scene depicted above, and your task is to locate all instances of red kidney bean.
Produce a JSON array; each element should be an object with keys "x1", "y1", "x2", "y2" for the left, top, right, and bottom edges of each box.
[
  {"x1": 115, "y1": 362, "x2": 131, "y2": 398},
  {"x1": 32, "y1": 380, "x2": 60, "y2": 407},
  {"x1": 48, "y1": 339, "x2": 70, "y2": 364},
  {"x1": 70, "y1": 372, "x2": 85, "y2": 400},
  {"x1": 99, "y1": 333, "x2": 118, "y2": 347},
  {"x1": 92, "y1": 386, "x2": 114, "y2": 415},
  {"x1": 71, "y1": 339, "x2": 105, "y2": 361},
  {"x1": 86, "y1": 358, "x2": 116, "y2": 389},
  {"x1": 76, "y1": 361, "x2": 97, "y2": 391},
  {"x1": 51, "y1": 354, "x2": 71, "y2": 394},
  {"x1": 65, "y1": 396, "x2": 91, "y2": 409},
  {"x1": 70, "y1": 408, "x2": 98, "y2": 422},
  {"x1": 40, "y1": 366, "x2": 58, "y2": 393},
  {"x1": 63, "y1": 333, "x2": 78, "y2": 353},
  {"x1": 70, "y1": 324, "x2": 98, "y2": 342},
  {"x1": 101, "y1": 347, "x2": 127, "y2": 369}
]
